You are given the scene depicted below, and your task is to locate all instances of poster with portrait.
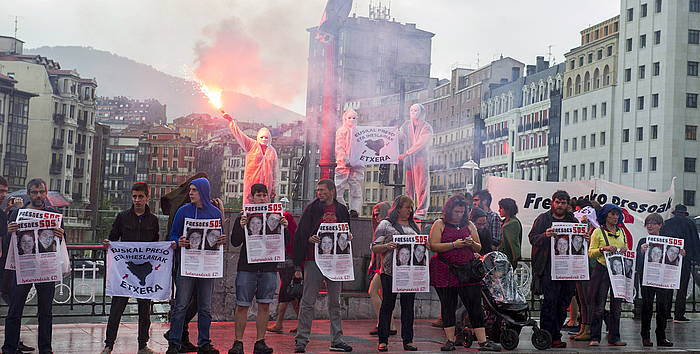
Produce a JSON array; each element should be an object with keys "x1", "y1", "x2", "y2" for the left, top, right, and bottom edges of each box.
[
  {"x1": 605, "y1": 250, "x2": 635, "y2": 302},
  {"x1": 5, "y1": 209, "x2": 64, "y2": 272},
  {"x1": 106, "y1": 241, "x2": 173, "y2": 300},
  {"x1": 180, "y1": 218, "x2": 223, "y2": 278},
  {"x1": 550, "y1": 222, "x2": 590, "y2": 280},
  {"x1": 314, "y1": 223, "x2": 354, "y2": 281},
  {"x1": 243, "y1": 203, "x2": 285, "y2": 263},
  {"x1": 9, "y1": 218, "x2": 62, "y2": 284},
  {"x1": 392, "y1": 234, "x2": 430, "y2": 293},
  {"x1": 642, "y1": 236, "x2": 684, "y2": 289}
]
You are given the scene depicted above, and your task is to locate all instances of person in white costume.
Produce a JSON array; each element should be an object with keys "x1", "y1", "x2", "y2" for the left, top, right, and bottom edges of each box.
[
  {"x1": 334, "y1": 109, "x2": 364, "y2": 216},
  {"x1": 398, "y1": 104, "x2": 433, "y2": 219},
  {"x1": 228, "y1": 118, "x2": 279, "y2": 204}
]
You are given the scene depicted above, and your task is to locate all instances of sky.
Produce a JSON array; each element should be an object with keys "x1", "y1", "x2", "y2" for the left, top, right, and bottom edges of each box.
[{"x1": 0, "y1": 0, "x2": 620, "y2": 114}]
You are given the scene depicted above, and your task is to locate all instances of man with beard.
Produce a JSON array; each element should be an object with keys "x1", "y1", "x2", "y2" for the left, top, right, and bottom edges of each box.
[
  {"x1": 470, "y1": 207, "x2": 494, "y2": 254},
  {"x1": 473, "y1": 190, "x2": 502, "y2": 248},
  {"x1": 528, "y1": 190, "x2": 579, "y2": 348},
  {"x1": 4, "y1": 178, "x2": 65, "y2": 354}
]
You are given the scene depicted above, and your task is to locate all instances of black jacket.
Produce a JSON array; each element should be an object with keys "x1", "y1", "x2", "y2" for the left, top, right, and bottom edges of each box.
[
  {"x1": 108, "y1": 205, "x2": 160, "y2": 242},
  {"x1": 230, "y1": 215, "x2": 290, "y2": 273},
  {"x1": 528, "y1": 210, "x2": 579, "y2": 277},
  {"x1": 660, "y1": 215, "x2": 700, "y2": 262},
  {"x1": 293, "y1": 199, "x2": 350, "y2": 267}
]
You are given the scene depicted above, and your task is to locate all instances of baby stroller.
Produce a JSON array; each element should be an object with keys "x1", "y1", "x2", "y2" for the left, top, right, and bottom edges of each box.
[{"x1": 459, "y1": 252, "x2": 551, "y2": 350}]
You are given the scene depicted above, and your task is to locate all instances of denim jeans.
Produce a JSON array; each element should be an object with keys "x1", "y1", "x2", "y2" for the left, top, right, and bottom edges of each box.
[
  {"x1": 168, "y1": 275, "x2": 214, "y2": 348},
  {"x1": 2, "y1": 278, "x2": 55, "y2": 353}
]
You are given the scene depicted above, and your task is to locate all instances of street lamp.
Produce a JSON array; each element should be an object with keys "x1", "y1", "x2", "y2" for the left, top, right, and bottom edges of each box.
[{"x1": 460, "y1": 159, "x2": 480, "y2": 194}]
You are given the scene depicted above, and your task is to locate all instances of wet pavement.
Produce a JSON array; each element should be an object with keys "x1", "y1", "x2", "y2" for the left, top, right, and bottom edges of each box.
[{"x1": 9, "y1": 318, "x2": 700, "y2": 353}]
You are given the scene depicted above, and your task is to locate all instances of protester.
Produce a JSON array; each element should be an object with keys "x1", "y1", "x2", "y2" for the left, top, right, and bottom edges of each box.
[
  {"x1": 227, "y1": 117, "x2": 279, "y2": 203},
  {"x1": 267, "y1": 201, "x2": 299, "y2": 335},
  {"x1": 473, "y1": 190, "x2": 502, "y2": 248},
  {"x1": 229, "y1": 184, "x2": 289, "y2": 354},
  {"x1": 367, "y1": 201, "x2": 397, "y2": 336},
  {"x1": 429, "y1": 195, "x2": 501, "y2": 352},
  {"x1": 372, "y1": 195, "x2": 421, "y2": 352},
  {"x1": 587, "y1": 204, "x2": 628, "y2": 347},
  {"x1": 569, "y1": 199, "x2": 596, "y2": 341},
  {"x1": 101, "y1": 182, "x2": 165, "y2": 354},
  {"x1": 637, "y1": 213, "x2": 676, "y2": 347},
  {"x1": 334, "y1": 109, "x2": 364, "y2": 217},
  {"x1": 166, "y1": 177, "x2": 225, "y2": 354},
  {"x1": 497, "y1": 198, "x2": 521, "y2": 268},
  {"x1": 660, "y1": 204, "x2": 699, "y2": 323},
  {"x1": 3, "y1": 178, "x2": 65, "y2": 354},
  {"x1": 292, "y1": 179, "x2": 352, "y2": 353},
  {"x1": 398, "y1": 103, "x2": 433, "y2": 219},
  {"x1": 528, "y1": 190, "x2": 578, "y2": 348}
]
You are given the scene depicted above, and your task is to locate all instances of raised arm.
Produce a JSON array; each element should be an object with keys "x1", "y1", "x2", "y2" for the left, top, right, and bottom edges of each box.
[{"x1": 228, "y1": 120, "x2": 256, "y2": 152}]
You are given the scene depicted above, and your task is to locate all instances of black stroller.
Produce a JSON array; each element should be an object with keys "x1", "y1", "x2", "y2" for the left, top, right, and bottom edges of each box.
[{"x1": 459, "y1": 252, "x2": 551, "y2": 350}]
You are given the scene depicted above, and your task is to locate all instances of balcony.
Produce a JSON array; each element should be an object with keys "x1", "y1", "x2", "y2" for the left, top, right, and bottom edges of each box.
[
  {"x1": 50, "y1": 163, "x2": 62, "y2": 175},
  {"x1": 542, "y1": 119, "x2": 549, "y2": 127},
  {"x1": 53, "y1": 113, "x2": 66, "y2": 125},
  {"x1": 71, "y1": 192, "x2": 82, "y2": 201},
  {"x1": 77, "y1": 119, "x2": 87, "y2": 130},
  {"x1": 73, "y1": 168, "x2": 84, "y2": 178},
  {"x1": 517, "y1": 124, "x2": 523, "y2": 132},
  {"x1": 75, "y1": 143, "x2": 86, "y2": 154},
  {"x1": 52, "y1": 139, "x2": 64, "y2": 149}
]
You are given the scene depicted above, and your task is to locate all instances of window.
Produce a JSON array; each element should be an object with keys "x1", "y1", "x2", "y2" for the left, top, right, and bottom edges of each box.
[
  {"x1": 685, "y1": 157, "x2": 697, "y2": 172},
  {"x1": 573, "y1": 137, "x2": 578, "y2": 151},
  {"x1": 639, "y1": 65, "x2": 646, "y2": 79},
  {"x1": 563, "y1": 139, "x2": 569, "y2": 152},
  {"x1": 623, "y1": 129, "x2": 630, "y2": 142},
  {"x1": 684, "y1": 190, "x2": 696, "y2": 206},
  {"x1": 692, "y1": 0, "x2": 700, "y2": 12},
  {"x1": 652, "y1": 93, "x2": 659, "y2": 107},
  {"x1": 637, "y1": 127, "x2": 644, "y2": 141},
  {"x1": 689, "y1": 61, "x2": 699, "y2": 76},
  {"x1": 601, "y1": 132, "x2": 606, "y2": 145},
  {"x1": 581, "y1": 136, "x2": 586, "y2": 149},
  {"x1": 638, "y1": 96, "x2": 645, "y2": 110},
  {"x1": 688, "y1": 93, "x2": 699, "y2": 108},
  {"x1": 573, "y1": 110, "x2": 578, "y2": 123},
  {"x1": 651, "y1": 125, "x2": 658, "y2": 139},
  {"x1": 690, "y1": 30, "x2": 700, "y2": 44},
  {"x1": 590, "y1": 163, "x2": 595, "y2": 176},
  {"x1": 572, "y1": 165, "x2": 577, "y2": 178},
  {"x1": 636, "y1": 158, "x2": 643, "y2": 172},
  {"x1": 602, "y1": 102, "x2": 607, "y2": 116},
  {"x1": 68, "y1": 130, "x2": 73, "y2": 144},
  {"x1": 653, "y1": 62, "x2": 660, "y2": 76},
  {"x1": 650, "y1": 157, "x2": 657, "y2": 171},
  {"x1": 622, "y1": 159, "x2": 629, "y2": 173},
  {"x1": 687, "y1": 125, "x2": 698, "y2": 140},
  {"x1": 640, "y1": 34, "x2": 647, "y2": 48},
  {"x1": 655, "y1": 0, "x2": 662, "y2": 12},
  {"x1": 599, "y1": 161, "x2": 605, "y2": 175},
  {"x1": 592, "y1": 104, "x2": 597, "y2": 118},
  {"x1": 65, "y1": 180, "x2": 70, "y2": 194},
  {"x1": 624, "y1": 98, "x2": 631, "y2": 112},
  {"x1": 607, "y1": 45, "x2": 613, "y2": 56},
  {"x1": 597, "y1": 49, "x2": 603, "y2": 60},
  {"x1": 66, "y1": 155, "x2": 72, "y2": 169},
  {"x1": 583, "y1": 107, "x2": 588, "y2": 120},
  {"x1": 588, "y1": 53, "x2": 593, "y2": 63},
  {"x1": 580, "y1": 164, "x2": 585, "y2": 178},
  {"x1": 626, "y1": 38, "x2": 633, "y2": 51},
  {"x1": 591, "y1": 133, "x2": 597, "y2": 147},
  {"x1": 627, "y1": 8, "x2": 634, "y2": 21},
  {"x1": 625, "y1": 68, "x2": 632, "y2": 81},
  {"x1": 570, "y1": 60, "x2": 575, "y2": 70},
  {"x1": 563, "y1": 166, "x2": 568, "y2": 179},
  {"x1": 579, "y1": 56, "x2": 584, "y2": 67}
]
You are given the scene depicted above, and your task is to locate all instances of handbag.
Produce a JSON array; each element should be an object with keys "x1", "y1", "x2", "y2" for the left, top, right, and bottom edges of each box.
[
  {"x1": 439, "y1": 254, "x2": 485, "y2": 283},
  {"x1": 285, "y1": 277, "x2": 303, "y2": 299}
]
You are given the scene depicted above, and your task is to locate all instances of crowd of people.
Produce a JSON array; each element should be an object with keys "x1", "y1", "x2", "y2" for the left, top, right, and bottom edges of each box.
[{"x1": 0, "y1": 173, "x2": 698, "y2": 354}]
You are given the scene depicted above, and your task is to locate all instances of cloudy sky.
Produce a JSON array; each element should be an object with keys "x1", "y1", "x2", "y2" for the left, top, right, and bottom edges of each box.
[{"x1": 1, "y1": 0, "x2": 620, "y2": 113}]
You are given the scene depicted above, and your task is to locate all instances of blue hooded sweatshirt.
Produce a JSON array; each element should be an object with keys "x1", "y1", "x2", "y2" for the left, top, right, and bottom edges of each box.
[{"x1": 168, "y1": 178, "x2": 222, "y2": 241}]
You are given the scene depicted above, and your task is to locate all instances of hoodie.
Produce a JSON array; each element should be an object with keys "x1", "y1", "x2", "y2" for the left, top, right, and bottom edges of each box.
[{"x1": 168, "y1": 178, "x2": 222, "y2": 241}]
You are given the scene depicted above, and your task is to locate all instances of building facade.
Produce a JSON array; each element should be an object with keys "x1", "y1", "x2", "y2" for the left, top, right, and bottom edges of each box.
[
  {"x1": 97, "y1": 96, "x2": 166, "y2": 129},
  {"x1": 103, "y1": 128, "x2": 142, "y2": 209},
  {"x1": 0, "y1": 71, "x2": 35, "y2": 190}
]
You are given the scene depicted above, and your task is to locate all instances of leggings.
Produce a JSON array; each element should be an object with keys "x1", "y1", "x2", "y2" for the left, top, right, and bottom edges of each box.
[{"x1": 435, "y1": 285, "x2": 484, "y2": 328}]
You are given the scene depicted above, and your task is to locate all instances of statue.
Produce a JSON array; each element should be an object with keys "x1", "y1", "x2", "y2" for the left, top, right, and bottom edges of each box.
[
  {"x1": 398, "y1": 104, "x2": 433, "y2": 219},
  {"x1": 334, "y1": 109, "x2": 364, "y2": 216},
  {"x1": 228, "y1": 119, "x2": 279, "y2": 204}
]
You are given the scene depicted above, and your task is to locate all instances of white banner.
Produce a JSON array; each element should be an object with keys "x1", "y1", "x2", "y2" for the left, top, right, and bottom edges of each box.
[
  {"x1": 605, "y1": 250, "x2": 636, "y2": 302},
  {"x1": 642, "y1": 236, "x2": 684, "y2": 289},
  {"x1": 314, "y1": 223, "x2": 354, "y2": 281},
  {"x1": 180, "y1": 218, "x2": 223, "y2": 278},
  {"x1": 106, "y1": 241, "x2": 173, "y2": 300},
  {"x1": 550, "y1": 222, "x2": 590, "y2": 280},
  {"x1": 10, "y1": 218, "x2": 62, "y2": 284},
  {"x1": 243, "y1": 203, "x2": 285, "y2": 263},
  {"x1": 392, "y1": 234, "x2": 430, "y2": 293},
  {"x1": 484, "y1": 176, "x2": 675, "y2": 258},
  {"x1": 349, "y1": 126, "x2": 400, "y2": 166}
]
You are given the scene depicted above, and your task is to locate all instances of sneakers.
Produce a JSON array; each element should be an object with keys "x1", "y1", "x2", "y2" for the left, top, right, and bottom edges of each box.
[
  {"x1": 101, "y1": 346, "x2": 113, "y2": 354},
  {"x1": 550, "y1": 340, "x2": 567, "y2": 348},
  {"x1": 293, "y1": 343, "x2": 306, "y2": 353},
  {"x1": 198, "y1": 343, "x2": 220, "y2": 354},
  {"x1": 167, "y1": 345, "x2": 181, "y2": 354},
  {"x1": 181, "y1": 341, "x2": 199, "y2": 353},
  {"x1": 137, "y1": 347, "x2": 157, "y2": 354},
  {"x1": 18, "y1": 342, "x2": 35, "y2": 352},
  {"x1": 674, "y1": 316, "x2": 691, "y2": 323},
  {"x1": 478, "y1": 340, "x2": 501, "y2": 351},
  {"x1": 228, "y1": 341, "x2": 244, "y2": 354},
  {"x1": 440, "y1": 340, "x2": 456, "y2": 351},
  {"x1": 658, "y1": 339, "x2": 674, "y2": 347},
  {"x1": 329, "y1": 342, "x2": 353, "y2": 352},
  {"x1": 253, "y1": 340, "x2": 273, "y2": 354}
]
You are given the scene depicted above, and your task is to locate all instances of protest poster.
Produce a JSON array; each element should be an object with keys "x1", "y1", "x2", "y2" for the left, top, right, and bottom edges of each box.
[
  {"x1": 243, "y1": 203, "x2": 285, "y2": 263},
  {"x1": 392, "y1": 234, "x2": 430, "y2": 293},
  {"x1": 10, "y1": 217, "x2": 62, "y2": 284},
  {"x1": 484, "y1": 176, "x2": 675, "y2": 258},
  {"x1": 180, "y1": 218, "x2": 223, "y2": 278},
  {"x1": 106, "y1": 241, "x2": 173, "y2": 300},
  {"x1": 314, "y1": 223, "x2": 354, "y2": 281},
  {"x1": 605, "y1": 250, "x2": 636, "y2": 302},
  {"x1": 642, "y1": 236, "x2": 684, "y2": 289},
  {"x1": 550, "y1": 222, "x2": 590, "y2": 280},
  {"x1": 5, "y1": 209, "x2": 64, "y2": 272},
  {"x1": 349, "y1": 126, "x2": 400, "y2": 166}
]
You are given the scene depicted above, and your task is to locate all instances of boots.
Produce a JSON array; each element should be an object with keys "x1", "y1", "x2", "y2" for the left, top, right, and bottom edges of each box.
[{"x1": 573, "y1": 324, "x2": 591, "y2": 341}]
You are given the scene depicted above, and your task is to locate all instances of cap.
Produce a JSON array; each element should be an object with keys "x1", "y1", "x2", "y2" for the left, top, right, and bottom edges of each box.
[{"x1": 672, "y1": 204, "x2": 689, "y2": 215}]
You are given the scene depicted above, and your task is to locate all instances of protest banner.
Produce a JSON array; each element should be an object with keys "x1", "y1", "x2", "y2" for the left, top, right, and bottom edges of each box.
[
  {"x1": 605, "y1": 250, "x2": 636, "y2": 302},
  {"x1": 314, "y1": 223, "x2": 354, "y2": 281},
  {"x1": 10, "y1": 218, "x2": 62, "y2": 284},
  {"x1": 392, "y1": 234, "x2": 430, "y2": 293},
  {"x1": 180, "y1": 218, "x2": 223, "y2": 278},
  {"x1": 484, "y1": 176, "x2": 675, "y2": 257},
  {"x1": 349, "y1": 126, "x2": 399, "y2": 166},
  {"x1": 642, "y1": 236, "x2": 684, "y2": 289},
  {"x1": 106, "y1": 241, "x2": 173, "y2": 300},
  {"x1": 550, "y1": 222, "x2": 590, "y2": 280},
  {"x1": 5, "y1": 209, "x2": 64, "y2": 272},
  {"x1": 243, "y1": 203, "x2": 285, "y2": 263}
]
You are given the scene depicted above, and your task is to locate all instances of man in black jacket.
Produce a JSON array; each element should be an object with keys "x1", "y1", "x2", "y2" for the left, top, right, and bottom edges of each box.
[
  {"x1": 101, "y1": 182, "x2": 168, "y2": 354},
  {"x1": 528, "y1": 190, "x2": 579, "y2": 348},
  {"x1": 292, "y1": 179, "x2": 353, "y2": 353},
  {"x1": 660, "y1": 204, "x2": 700, "y2": 323}
]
